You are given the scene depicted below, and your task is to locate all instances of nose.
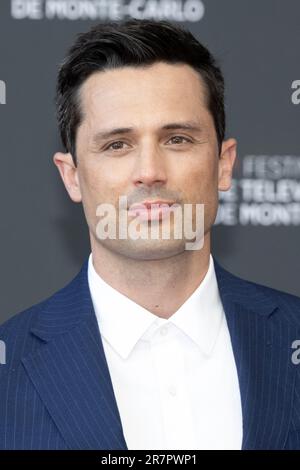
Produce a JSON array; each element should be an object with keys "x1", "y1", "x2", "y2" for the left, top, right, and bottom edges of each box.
[{"x1": 131, "y1": 143, "x2": 168, "y2": 188}]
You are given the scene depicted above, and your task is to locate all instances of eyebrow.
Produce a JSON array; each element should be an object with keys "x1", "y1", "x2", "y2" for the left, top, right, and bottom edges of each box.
[{"x1": 91, "y1": 121, "x2": 203, "y2": 143}]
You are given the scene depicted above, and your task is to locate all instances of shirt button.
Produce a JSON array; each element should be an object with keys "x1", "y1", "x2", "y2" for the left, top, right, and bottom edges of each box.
[
  {"x1": 160, "y1": 326, "x2": 168, "y2": 336},
  {"x1": 168, "y1": 385, "x2": 177, "y2": 397}
]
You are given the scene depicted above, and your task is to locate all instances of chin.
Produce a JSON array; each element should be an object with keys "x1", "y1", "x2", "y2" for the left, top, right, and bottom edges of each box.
[{"x1": 106, "y1": 238, "x2": 188, "y2": 261}]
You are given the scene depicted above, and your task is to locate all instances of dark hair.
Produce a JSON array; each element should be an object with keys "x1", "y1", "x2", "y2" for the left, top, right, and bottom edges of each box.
[{"x1": 56, "y1": 19, "x2": 225, "y2": 166}]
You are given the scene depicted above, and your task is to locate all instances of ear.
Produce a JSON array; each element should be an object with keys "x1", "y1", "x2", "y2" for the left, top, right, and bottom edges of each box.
[
  {"x1": 218, "y1": 138, "x2": 237, "y2": 191},
  {"x1": 53, "y1": 152, "x2": 82, "y2": 203}
]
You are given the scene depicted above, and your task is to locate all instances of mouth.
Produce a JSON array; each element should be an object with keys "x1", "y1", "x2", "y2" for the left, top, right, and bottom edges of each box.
[{"x1": 127, "y1": 200, "x2": 177, "y2": 222}]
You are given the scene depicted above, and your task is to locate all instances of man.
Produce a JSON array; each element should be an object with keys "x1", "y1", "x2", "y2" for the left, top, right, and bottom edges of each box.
[{"x1": 1, "y1": 19, "x2": 300, "y2": 451}]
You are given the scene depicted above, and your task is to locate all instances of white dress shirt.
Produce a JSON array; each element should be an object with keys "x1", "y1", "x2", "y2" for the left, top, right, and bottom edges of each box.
[{"x1": 87, "y1": 252, "x2": 243, "y2": 450}]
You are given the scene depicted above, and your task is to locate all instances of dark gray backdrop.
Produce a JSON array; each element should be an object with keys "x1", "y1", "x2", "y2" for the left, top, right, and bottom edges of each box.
[{"x1": 0, "y1": 0, "x2": 299, "y2": 325}]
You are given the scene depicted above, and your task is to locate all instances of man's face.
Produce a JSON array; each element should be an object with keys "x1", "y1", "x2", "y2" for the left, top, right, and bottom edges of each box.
[{"x1": 54, "y1": 61, "x2": 236, "y2": 260}]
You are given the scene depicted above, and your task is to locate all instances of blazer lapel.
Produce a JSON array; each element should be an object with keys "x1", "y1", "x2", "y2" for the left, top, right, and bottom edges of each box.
[
  {"x1": 22, "y1": 258, "x2": 128, "y2": 450},
  {"x1": 214, "y1": 258, "x2": 297, "y2": 449}
]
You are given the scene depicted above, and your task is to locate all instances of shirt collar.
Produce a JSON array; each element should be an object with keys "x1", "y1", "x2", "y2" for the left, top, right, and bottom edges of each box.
[{"x1": 88, "y1": 253, "x2": 224, "y2": 359}]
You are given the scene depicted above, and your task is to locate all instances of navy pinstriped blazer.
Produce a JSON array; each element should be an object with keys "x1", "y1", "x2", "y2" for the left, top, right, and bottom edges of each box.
[{"x1": 1, "y1": 256, "x2": 300, "y2": 450}]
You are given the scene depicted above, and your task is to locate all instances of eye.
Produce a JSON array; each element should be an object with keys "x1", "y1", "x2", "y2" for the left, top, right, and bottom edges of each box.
[
  {"x1": 104, "y1": 140, "x2": 129, "y2": 151},
  {"x1": 167, "y1": 135, "x2": 193, "y2": 145}
]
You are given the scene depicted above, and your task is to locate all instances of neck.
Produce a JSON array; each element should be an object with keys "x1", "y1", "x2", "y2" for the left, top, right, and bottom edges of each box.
[{"x1": 90, "y1": 233, "x2": 211, "y2": 319}]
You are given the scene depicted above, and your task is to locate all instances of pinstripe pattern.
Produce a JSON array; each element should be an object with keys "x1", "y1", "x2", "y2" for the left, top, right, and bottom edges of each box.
[{"x1": 0, "y1": 256, "x2": 300, "y2": 449}]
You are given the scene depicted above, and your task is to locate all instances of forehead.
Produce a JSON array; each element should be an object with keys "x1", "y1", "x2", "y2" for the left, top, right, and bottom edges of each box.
[{"x1": 78, "y1": 62, "x2": 210, "y2": 128}]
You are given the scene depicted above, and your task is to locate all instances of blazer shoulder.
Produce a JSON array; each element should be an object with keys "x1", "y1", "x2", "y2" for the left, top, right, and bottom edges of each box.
[
  {"x1": 253, "y1": 280, "x2": 300, "y2": 303},
  {"x1": 253, "y1": 280, "x2": 300, "y2": 323},
  {"x1": 0, "y1": 261, "x2": 88, "y2": 371},
  {"x1": 0, "y1": 260, "x2": 86, "y2": 340},
  {"x1": 0, "y1": 297, "x2": 47, "y2": 339},
  {"x1": 0, "y1": 296, "x2": 51, "y2": 370},
  {"x1": 0, "y1": 280, "x2": 76, "y2": 370},
  {"x1": 214, "y1": 258, "x2": 300, "y2": 326},
  {"x1": 233, "y1": 269, "x2": 300, "y2": 326}
]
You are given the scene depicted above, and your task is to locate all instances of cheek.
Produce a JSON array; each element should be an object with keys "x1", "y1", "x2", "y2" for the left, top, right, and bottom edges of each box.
[
  {"x1": 79, "y1": 161, "x2": 129, "y2": 207},
  {"x1": 79, "y1": 167, "x2": 101, "y2": 199},
  {"x1": 173, "y1": 155, "x2": 218, "y2": 203}
]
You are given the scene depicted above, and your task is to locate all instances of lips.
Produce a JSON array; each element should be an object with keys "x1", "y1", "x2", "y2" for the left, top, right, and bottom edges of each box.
[
  {"x1": 127, "y1": 200, "x2": 177, "y2": 222},
  {"x1": 128, "y1": 200, "x2": 175, "y2": 211}
]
